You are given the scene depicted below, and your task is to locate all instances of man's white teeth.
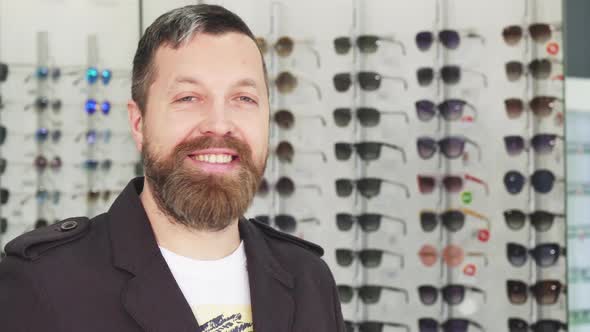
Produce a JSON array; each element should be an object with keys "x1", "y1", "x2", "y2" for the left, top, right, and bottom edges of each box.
[{"x1": 193, "y1": 154, "x2": 233, "y2": 164}]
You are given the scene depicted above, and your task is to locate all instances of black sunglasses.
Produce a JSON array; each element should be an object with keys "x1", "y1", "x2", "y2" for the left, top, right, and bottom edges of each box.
[
  {"x1": 420, "y1": 208, "x2": 490, "y2": 232},
  {"x1": 335, "y1": 178, "x2": 410, "y2": 199},
  {"x1": 506, "y1": 279, "x2": 566, "y2": 305},
  {"x1": 335, "y1": 213, "x2": 407, "y2": 235},
  {"x1": 417, "y1": 136, "x2": 481, "y2": 161},
  {"x1": 333, "y1": 71, "x2": 408, "y2": 92},
  {"x1": 419, "y1": 318, "x2": 485, "y2": 332},
  {"x1": 345, "y1": 320, "x2": 410, "y2": 332},
  {"x1": 415, "y1": 99, "x2": 478, "y2": 122},
  {"x1": 508, "y1": 318, "x2": 567, "y2": 332},
  {"x1": 415, "y1": 29, "x2": 485, "y2": 51},
  {"x1": 334, "y1": 141, "x2": 406, "y2": 163},
  {"x1": 504, "y1": 134, "x2": 563, "y2": 156},
  {"x1": 504, "y1": 96, "x2": 563, "y2": 119},
  {"x1": 335, "y1": 248, "x2": 404, "y2": 268},
  {"x1": 507, "y1": 242, "x2": 566, "y2": 267},
  {"x1": 505, "y1": 58, "x2": 562, "y2": 81},
  {"x1": 334, "y1": 35, "x2": 406, "y2": 55},
  {"x1": 504, "y1": 209, "x2": 565, "y2": 231},
  {"x1": 338, "y1": 284, "x2": 409, "y2": 304},
  {"x1": 418, "y1": 284, "x2": 486, "y2": 305},
  {"x1": 333, "y1": 107, "x2": 409, "y2": 128},
  {"x1": 503, "y1": 169, "x2": 564, "y2": 194},
  {"x1": 254, "y1": 214, "x2": 319, "y2": 233},
  {"x1": 416, "y1": 66, "x2": 488, "y2": 87}
]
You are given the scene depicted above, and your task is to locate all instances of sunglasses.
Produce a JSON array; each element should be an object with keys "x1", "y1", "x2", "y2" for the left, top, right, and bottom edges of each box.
[
  {"x1": 334, "y1": 142, "x2": 407, "y2": 163},
  {"x1": 508, "y1": 318, "x2": 567, "y2": 332},
  {"x1": 86, "y1": 190, "x2": 113, "y2": 203},
  {"x1": 415, "y1": 99, "x2": 478, "y2": 122},
  {"x1": 419, "y1": 318, "x2": 485, "y2": 332},
  {"x1": 82, "y1": 159, "x2": 113, "y2": 171},
  {"x1": 33, "y1": 155, "x2": 62, "y2": 172},
  {"x1": 345, "y1": 320, "x2": 410, "y2": 332},
  {"x1": 273, "y1": 109, "x2": 326, "y2": 130},
  {"x1": 75, "y1": 129, "x2": 112, "y2": 145},
  {"x1": 506, "y1": 279, "x2": 566, "y2": 305},
  {"x1": 34, "y1": 189, "x2": 61, "y2": 205},
  {"x1": 256, "y1": 36, "x2": 320, "y2": 67},
  {"x1": 504, "y1": 96, "x2": 564, "y2": 119},
  {"x1": 419, "y1": 245, "x2": 489, "y2": 268},
  {"x1": 273, "y1": 176, "x2": 322, "y2": 198},
  {"x1": 24, "y1": 97, "x2": 62, "y2": 112},
  {"x1": 0, "y1": 188, "x2": 9, "y2": 205},
  {"x1": 507, "y1": 242, "x2": 566, "y2": 267},
  {"x1": 335, "y1": 249, "x2": 404, "y2": 268},
  {"x1": 338, "y1": 284, "x2": 409, "y2": 304},
  {"x1": 253, "y1": 214, "x2": 319, "y2": 233},
  {"x1": 335, "y1": 213, "x2": 407, "y2": 235},
  {"x1": 417, "y1": 136, "x2": 481, "y2": 161},
  {"x1": 504, "y1": 210, "x2": 565, "y2": 232},
  {"x1": 502, "y1": 23, "x2": 562, "y2": 45},
  {"x1": 333, "y1": 107, "x2": 409, "y2": 128},
  {"x1": 276, "y1": 141, "x2": 327, "y2": 163},
  {"x1": 420, "y1": 208, "x2": 490, "y2": 232},
  {"x1": 85, "y1": 99, "x2": 111, "y2": 115},
  {"x1": 415, "y1": 30, "x2": 485, "y2": 51},
  {"x1": 334, "y1": 35, "x2": 406, "y2": 55},
  {"x1": 418, "y1": 284, "x2": 486, "y2": 305},
  {"x1": 416, "y1": 66, "x2": 488, "y2": 87},
  {"x1": 504, "y1": 134, "x2": 563, "y2": 156},
  {"x1": 333, "y1": 71, "x2": 408, "y2": 92},
  {"x1": 503, "y1": 169, "x2": 564, "y2": 194},
  {"x1": 505, "y1": 58, "x2": 562, "y2": 81},
  {"x1": 417, "y1": 174, "x2": 489, "y2": 196},
  {"x1": 33, "y1": 128, "x2": 61, "y2": 143},
  {"x1": 274, "y1": 71, "x2": 322, "y2": 99},
  {"x1": 335, "y1": 178, "x2": 410, "y2": 199}
]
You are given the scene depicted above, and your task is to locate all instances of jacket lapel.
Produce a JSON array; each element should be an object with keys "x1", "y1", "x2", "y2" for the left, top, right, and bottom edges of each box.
[
  {"x1": 239, "y1": 218, "x2": 295, "y2": 332},
  {"x1": 108, "y1": 178, "x2": 199, "y2": 332}
]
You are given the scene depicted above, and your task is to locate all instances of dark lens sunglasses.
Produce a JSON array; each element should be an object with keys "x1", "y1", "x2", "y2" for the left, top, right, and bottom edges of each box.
[
  {"x1": 273, "y1": 109, "x2": 326, "y2": 130},
  {"x1": 417, "y1": 136, "x2": 482, "y2": 161},
  {"x1": 346, "y1": 320, "x2": 410, "y2": 332},
  {"x1": 274, "y1": 71, "x2": 322, "y2": 99},
  {"x1": 503, "y1": 169, "x2": 564, "y2": 194},
  {"x1": 508, "y1": 318, "x2": 567, "y2": 332},
  {"x1": 505, "y1": 58, "x2": 562, "y2": 81},
  {"x1": 507, "y1": 242, "x2": 566, "y2": 267},
  {"x1": 416, "y1": 66, "x2": 488, "y2": 87},
  {"x1": 415, "y1": 29, "x2": 485, "y2": 51},
  {"x1": 506, "y1": 279, "x2": 566, "y2": 305},
  {"x1": 335, "y1": 177, "x2": 410, "y2": 199},
  {"x1": 417, "y1": 173, "x2": 489, "y2": 195},
  {"x1": 338, "y1": 284, "x2": 409, "y2": 304},
  {"x1": 275, "y1": 176, "x2": 322, "y2": 198},
  {"x1": 505, "y1": 96, "x2": 562, "y2": 124},
  {"x1": 254, "y1": 214, "x2": 319, "y2": 233},
  {"x1": 335, "y1": 248, "x2": 404, "y2": 268},
  {"x1": 420, "y1": 208, "x2": 490, "y2": 233},
  {"x1": 418, "y1": 284, "x2": 486, "y2": 305},
  {"x1": 503, "y1": 209, "x2": 565, "y2": 232},
  {"x1": 333, "y1": 71, "x2": 408, "y2": 92},
  {"x1": 334, "y1": 141, "x2": 407, "y2": 163},
  {"x1": 335, "y1": 213, "x2": 407, "y2": 234},
  {"x1": 503, "y1": 134, "x2": 564, "y2": 156},
  {"x1": 275, "y1": 141, "x2": 327, "y2": 163},
  {"x1": 334, "y1": 35, "x2": 406, "y2": 55},
  {"x1": 419, "y1": 318, "x2": 485, "y2": 332},
  {"x1": 502, "y1": 23, "x2": 562, "y2": 45},
  {"x1": 415, "y1": 99, "x2": 478, "y2": 122},
  {"x1": 333, "y1": 107, "x2": 409, "y2": 128}
]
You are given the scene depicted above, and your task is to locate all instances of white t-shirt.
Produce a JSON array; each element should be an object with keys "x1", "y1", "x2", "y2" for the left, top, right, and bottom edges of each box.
[{"x1": 159, "y1": 241, "x2": 254, "y2": 332}]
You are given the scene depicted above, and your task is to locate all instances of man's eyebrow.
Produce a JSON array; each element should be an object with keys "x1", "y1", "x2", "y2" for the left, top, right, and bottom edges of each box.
[
  {"x1": 230, "y1": 78, "x2": 260, "y2": 91},
  {"x1": 168, "y1": 76, "x2": 260, "y2": 92}
]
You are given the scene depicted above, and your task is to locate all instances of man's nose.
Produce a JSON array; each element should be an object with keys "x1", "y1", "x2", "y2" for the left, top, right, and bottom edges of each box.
[{"x1": 197, "y1": 105, "x2": 235, "y2": 136}]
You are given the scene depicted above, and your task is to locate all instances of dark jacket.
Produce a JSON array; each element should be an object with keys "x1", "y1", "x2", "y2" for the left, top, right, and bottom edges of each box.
[{"x1": 0, "y1": 177, "x2": 345, "y2": 332}]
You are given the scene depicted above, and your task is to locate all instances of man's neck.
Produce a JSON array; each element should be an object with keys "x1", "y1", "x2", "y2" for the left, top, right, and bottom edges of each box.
[{"x1": 139, "y1": 178, "x2": 241, "y2": 261}]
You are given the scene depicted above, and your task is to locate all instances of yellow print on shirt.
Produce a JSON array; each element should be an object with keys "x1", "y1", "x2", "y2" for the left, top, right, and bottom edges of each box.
[{"x1": 193, "y1": 304, "x2": 254, "y2": 332}]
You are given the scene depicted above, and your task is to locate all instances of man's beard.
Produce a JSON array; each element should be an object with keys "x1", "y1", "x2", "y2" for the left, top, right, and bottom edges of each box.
[{"x1": 142, "y1": 135, "x2": 266, "y2": 232}]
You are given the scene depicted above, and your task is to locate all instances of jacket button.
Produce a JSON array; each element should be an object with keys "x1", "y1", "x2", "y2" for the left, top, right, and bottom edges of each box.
[{"x1": 60, "y1": 220, "x2": 78, "y2": 231}]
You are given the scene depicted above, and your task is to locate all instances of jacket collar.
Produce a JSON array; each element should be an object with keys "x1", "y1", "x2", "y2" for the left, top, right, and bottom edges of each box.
[{"x1": 108, "y1": 177, "x2": 294, "y2": 332}]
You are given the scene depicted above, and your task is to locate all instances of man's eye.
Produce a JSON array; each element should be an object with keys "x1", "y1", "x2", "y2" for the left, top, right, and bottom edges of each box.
[
  {"x1": 238, "y1": 96, "x2": 257, "y2": 104},
  {"x1": 177, "y1": 96, "x2": 197, "y2": 103}
]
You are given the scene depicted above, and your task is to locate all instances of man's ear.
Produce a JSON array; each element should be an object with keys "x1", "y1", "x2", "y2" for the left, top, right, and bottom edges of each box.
[{"x1": 127, "y1": 99, "x2": 144, "y2": 152}]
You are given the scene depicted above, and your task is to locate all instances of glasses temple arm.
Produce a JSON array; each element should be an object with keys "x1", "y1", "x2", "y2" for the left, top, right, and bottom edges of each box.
[
  {"x1": 382, "y1": 215, "x2": 407, "y2": 235},
  {"x1": 463, "y1": 68, "x2": 488, "y2": 87},
  {"x1": 466, "y1": 252, "x2": 489, "y2": 267},
  {"x1": 464, "y1": 173, "x2": 489, "y2": 195},
  {"x1": 381, "y1": 110, "x2": 409, "y2": 123},
  {"x1": 381, "y1": 37, "x2": 407, "y2": 55},
  {"x1": 465, "y1": 102, "x2": 478, "y2": 121},
  {"x1": 383, "y1": 322, "x2": 410, "y2": 332},
  {"x1": 298, "y1": 75, "x2": 323, "y2": 100},
  {"x1": 300, "y1": 217, "x2": 320, "y2": 225},
  {"x1": 384, "y1": 286, "x2": 409, "y2": 303},
  {"x1": 382, "y1": 75, "x2": 409, "y2": 90},
  {"x1": 383, "y1": 179, "x2": 410, "y2": 198},
  {"x1": 302, "y1": 184, "x2": 323, "y2": 195},
  {"x1": 382, "y1": 143, "x2": 407, "y2": 163},
  {"x1": 464, "y1": 137, "x2": 482, "y2": 161}
]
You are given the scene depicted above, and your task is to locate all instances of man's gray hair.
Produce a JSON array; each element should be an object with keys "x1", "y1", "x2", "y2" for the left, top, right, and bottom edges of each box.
[{"x1": 131, "y1": 4, "x2": 268, "y2": 115}]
